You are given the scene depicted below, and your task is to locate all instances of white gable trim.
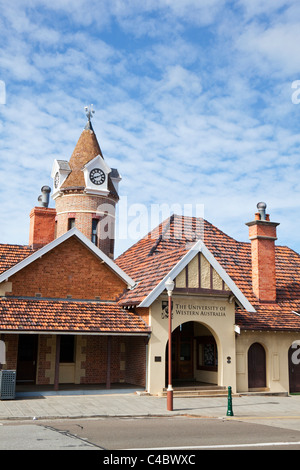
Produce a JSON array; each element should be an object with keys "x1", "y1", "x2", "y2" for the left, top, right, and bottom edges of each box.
[
  {"x1": 84, "y1": 154, "x2": 111, "y2": 174},
  {"x1": 0, "y1": 228, "x2": 136, "y2": 289},
  {"x1": 83, "y1": 155, "x2": 111, "y2": 196},
  {"x1": 138, "y1": 238, "x2": 256, "y2": 313}
]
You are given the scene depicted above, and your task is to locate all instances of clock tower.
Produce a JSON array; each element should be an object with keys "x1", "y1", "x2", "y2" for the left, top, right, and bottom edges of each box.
[{"x1": 51, "y1": 106, "x2": 121, "y2": 258}]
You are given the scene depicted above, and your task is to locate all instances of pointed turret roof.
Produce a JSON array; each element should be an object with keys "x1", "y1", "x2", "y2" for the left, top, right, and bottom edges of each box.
[
  {"x1": 61, "y1": 120, "x2": 104, "y2": 190},
  {"x1": 58, "y1": 108, "x2": 120, "y2": 200}
]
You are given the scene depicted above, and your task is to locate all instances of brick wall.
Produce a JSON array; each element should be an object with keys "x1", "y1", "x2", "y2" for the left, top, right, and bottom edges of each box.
[
  {"x1": 1, "y1": 334, "x2": 18, "y2": 370},
  {"x1": 55, "y1": 193, "x2": 116, "y2": 258},
  {"x1": 81, "y1": 335, "x2": 146, "y2": 387},
  {"x1": 7, "y1": 237, "x2": 126, "y2": 300},
  {"x1": 124, "y1": 336, "x2": 147, "y2": 387},
  {"x1": 36, "y1": 335, "x2": 52, "y2": 385},
  {"x1": 81, "y1": 336, "x2": 107, "y2": 384}
]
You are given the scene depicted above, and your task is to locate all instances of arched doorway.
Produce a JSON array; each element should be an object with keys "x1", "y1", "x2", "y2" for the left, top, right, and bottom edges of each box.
[
  {"x1": 289, "y1": 342, "x2": 300, "y2": 393},
  {"x1": 248, "y1": 342, "x2": 266, "y2": 389},
  {"x1": 165, "y1": 322, "x2": 218, "y2": 386}
]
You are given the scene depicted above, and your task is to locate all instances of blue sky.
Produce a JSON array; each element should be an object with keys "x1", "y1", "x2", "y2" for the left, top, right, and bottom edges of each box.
[{"x1": 0, "y1": 0, "x2": 300, "y2": 256}]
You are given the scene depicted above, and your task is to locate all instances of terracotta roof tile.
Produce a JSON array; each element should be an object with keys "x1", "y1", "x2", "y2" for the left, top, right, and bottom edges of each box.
[
  {"x1": 0, "y1": 244, "x2": 34, "y2": 275},
  {"x1": 0, "y1": 297, "x2": 150, "y2": 334}
]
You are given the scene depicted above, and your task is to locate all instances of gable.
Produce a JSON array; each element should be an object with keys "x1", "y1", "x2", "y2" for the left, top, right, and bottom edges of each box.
[
  {"x1": 175, "y1": 252, "x2": 231, "y2": 293},
  {"x1": 0, "y1": 229, "x2": 135, "y2": 301},
  {"x1": 138, "y1": 238, "x2": 256, "y2": 312},
  {"x1": 4, "y1": 237, "x2": 126, "y2": 301}
]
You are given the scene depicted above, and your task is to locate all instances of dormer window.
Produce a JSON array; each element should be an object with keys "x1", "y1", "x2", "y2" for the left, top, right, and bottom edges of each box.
[{"x1": 51, "y1": 160, "x2": 71, "y2": 199}]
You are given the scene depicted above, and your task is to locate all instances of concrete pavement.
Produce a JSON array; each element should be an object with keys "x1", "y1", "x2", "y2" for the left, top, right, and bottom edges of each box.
[{"x1": 1, "y1": 389, "x2": 300, "y2": 432}]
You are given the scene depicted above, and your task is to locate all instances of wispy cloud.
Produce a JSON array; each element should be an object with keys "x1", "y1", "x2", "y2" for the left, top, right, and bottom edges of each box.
[{"x1": 0, "y1": 0, "x2": 299, "y2": 256}]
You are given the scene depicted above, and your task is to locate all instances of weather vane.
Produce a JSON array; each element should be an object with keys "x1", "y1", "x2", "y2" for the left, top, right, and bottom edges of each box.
[{"x1": 84, "y1": 104, "x2": 95, "y2": 122}]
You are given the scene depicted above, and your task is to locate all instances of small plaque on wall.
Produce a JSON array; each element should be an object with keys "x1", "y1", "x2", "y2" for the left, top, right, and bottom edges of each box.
[{"x1": 154, "y1": 356, "x2": 162, "y2": 362}]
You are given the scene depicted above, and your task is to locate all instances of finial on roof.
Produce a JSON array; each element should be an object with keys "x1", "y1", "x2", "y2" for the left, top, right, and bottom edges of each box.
[{"x1": 84, "y1": 104, "x2": 95, "y2": 130}]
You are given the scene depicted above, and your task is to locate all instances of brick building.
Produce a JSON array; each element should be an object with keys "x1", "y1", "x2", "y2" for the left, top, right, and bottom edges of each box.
[
  {"x1": 0, "y1": 114, "x2": 150, "y2": 392},
  {"x1": 0, "y1": 113, "x2": 300, "y2": 396}
]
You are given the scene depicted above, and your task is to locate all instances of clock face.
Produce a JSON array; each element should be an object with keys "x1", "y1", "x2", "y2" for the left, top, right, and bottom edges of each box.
[
  {"x1": 54, "y1": 172, "x2": 60, "y2": 188},
  {"x1": 90, "y1": 168, "x2": 105, "y2": 185}
]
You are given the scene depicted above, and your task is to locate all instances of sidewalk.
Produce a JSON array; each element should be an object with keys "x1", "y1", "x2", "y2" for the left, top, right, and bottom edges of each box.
[{"x1": 1, "y1": 389, "x2": 300, "y2": 428}]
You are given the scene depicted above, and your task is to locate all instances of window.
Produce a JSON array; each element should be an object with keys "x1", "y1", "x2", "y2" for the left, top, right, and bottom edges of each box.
[
  {"x1": 109, "y1": 237, "x2": 115, "y2": 257},
  {"x1": 92, "y1": 219, "x2": 99, "y2": 245},
  {"x1": 197, "y1": 336, "x2": 218, "y2": 371},
  {"x1": 59, "y1": 335, "x2": 75, "y2": 363},
  {"x1": 68, "y1": 218, "x2": 75, "y2": 230}
]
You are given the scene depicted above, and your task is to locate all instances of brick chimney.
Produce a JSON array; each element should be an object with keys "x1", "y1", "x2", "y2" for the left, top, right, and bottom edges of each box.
[
  {"x1": 29, "y1": 186, "x2": 56, "y2": 249},
  {"x1": 246, "y1": 202, "x2": 279, "y2": 303}
]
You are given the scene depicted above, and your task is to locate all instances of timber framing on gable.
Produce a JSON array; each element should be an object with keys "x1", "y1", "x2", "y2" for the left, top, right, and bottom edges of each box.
[{"x1": 174, "y1": 252, "x2": 231, "y2": 296}]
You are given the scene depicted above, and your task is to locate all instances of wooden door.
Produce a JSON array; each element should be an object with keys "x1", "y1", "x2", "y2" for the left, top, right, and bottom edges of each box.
[
  {"x1": 289, "y1": 343, "x2": 300, "y2": 393},
  {"x1": 172, "y1": 323, "x2": 194, "y2": 381},
  {"x1": 248, "y1": 342, "x2": 266, "y2": 389},
  {"x1": 178, "y1": 338, "x2": 193, "y2": 379},
  {"x1": 167, "y1": 323, "x2": 194, "y2": 384},
  {"x1": 16, "y1": 335, "x2": 38, "y2": 383}
]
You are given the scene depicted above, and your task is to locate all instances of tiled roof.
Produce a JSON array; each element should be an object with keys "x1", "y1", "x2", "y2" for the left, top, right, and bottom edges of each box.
[
  {"x1": 235, "y1": 302, "x2": 300, "y2": 331},
  {"x1": 0, "y1": 297, "x2": 150, "y2": 334},
  {"x1": 116, "y1": 215, "x2": 300, "y2": 331},
  {"x1": 0, "y1": 244, "x2": 34, "y2": 275}
]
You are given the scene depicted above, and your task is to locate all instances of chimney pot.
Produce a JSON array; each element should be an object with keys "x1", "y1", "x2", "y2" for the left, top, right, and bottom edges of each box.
[
  {"x1": 40, "y1": 186, "x2": 51, "y2": 208},
  {"x1": 257, "y1": 201, "x2": 267, "y2": 220}
]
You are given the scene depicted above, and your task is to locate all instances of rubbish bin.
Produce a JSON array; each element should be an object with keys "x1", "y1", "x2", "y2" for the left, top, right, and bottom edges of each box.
[{"x1": 0, "y1": 370, "x2": 16, "y2": 400}]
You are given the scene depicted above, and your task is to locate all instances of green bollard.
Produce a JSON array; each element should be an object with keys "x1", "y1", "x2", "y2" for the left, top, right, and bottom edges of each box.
[{"x1": 226, "y1": 386, "x2": 234, "y2": 416}]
